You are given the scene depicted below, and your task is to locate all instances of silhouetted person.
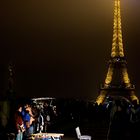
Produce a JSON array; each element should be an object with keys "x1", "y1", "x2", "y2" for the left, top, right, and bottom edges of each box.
[{"x1": 107, "y1": 99, "x2": 129, "y2": 140}]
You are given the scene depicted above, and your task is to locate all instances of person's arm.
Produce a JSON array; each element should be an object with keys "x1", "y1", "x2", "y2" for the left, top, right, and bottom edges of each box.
[{"x1": 30, "y1": 116, "x2": 35, "y2": 125}]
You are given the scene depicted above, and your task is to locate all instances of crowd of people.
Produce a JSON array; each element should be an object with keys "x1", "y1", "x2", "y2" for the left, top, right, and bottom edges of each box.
[
  {"x1": 105, "y1": 98, "x2": 140, "y2": 140},
  {"x1": 12, "y1": 100, "x2": 57, "y2": 140},
  {"x1": 1, "y1": 97, "x2": 140, "y2": 140}
]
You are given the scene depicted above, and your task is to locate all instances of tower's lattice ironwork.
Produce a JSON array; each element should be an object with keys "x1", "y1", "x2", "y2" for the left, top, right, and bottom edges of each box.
[{"x1": 96, "y1": 0, "x2": 139, "y2": 104}]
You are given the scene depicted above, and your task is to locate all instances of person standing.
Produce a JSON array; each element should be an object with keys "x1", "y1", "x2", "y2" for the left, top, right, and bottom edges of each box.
[
  {"x1": 22, "y1": 104, "x2": 35, "y2": 139},
  {"x1": 15, "y1": 104, "x2": 25, "y2": 140},
  {"x1": 37, "y1": 111, "x2": 44, "y2": 133}
]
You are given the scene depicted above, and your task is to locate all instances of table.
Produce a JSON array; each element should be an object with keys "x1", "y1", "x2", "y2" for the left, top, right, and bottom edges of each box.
[{"x1": 31, "y1": 133, "x2": 64, "y2": 140}]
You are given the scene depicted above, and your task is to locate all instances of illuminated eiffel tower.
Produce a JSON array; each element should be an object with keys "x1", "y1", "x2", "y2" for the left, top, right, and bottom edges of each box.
[{"x1": 96, "y1": 0, "x2": 139, "y2": 105}]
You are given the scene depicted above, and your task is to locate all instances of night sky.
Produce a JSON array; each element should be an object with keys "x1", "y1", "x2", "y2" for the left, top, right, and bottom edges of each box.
[{"x1": 0, "y1": 0, "x2": 140, "y2": 101}]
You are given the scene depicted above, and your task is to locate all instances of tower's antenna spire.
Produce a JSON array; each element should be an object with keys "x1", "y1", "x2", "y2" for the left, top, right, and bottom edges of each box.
[{"x1": 111, "y1": 0, "x2": 124, "y2": 58}]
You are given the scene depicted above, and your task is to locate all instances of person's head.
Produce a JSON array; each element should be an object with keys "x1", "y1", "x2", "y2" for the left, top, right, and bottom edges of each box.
[
  {"x1": 16, "y1": 104, "x2": 22, "y2": 112},
  {"x1": 19, "y1": 106, "x2": 22, "y2": 112},
  {"x1": 24, "y1": 103, "x2": 29, "y2": 109}
]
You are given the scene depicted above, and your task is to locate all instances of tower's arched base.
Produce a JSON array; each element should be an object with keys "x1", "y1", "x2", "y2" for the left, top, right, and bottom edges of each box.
[{"x1": 96, "y1": 87, "x2": 139, "y2": 105}]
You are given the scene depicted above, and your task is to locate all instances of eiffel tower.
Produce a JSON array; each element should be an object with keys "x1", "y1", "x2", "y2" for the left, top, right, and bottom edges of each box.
[{"x1": 96, "y1": 0, "x2": 139, "y2": 105}]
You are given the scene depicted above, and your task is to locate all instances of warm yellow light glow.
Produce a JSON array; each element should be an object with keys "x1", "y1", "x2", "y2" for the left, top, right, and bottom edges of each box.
[
  {"x1": 95, "y1": 0, "x2": 139, "y2": 104},
  {"x1": 122, "y1": 67, "x2": 131, "y2": 87},
  {"x1": 105, "y1": 65, "x2": 113, "y2": 86},
  {"x1": 96, "y1": 91, "x2": 107, "y2": 105},
  {"x1": 111, "y1": 0, "x2": 124, "y2": 58},
  {"x1": 130, "y1": 91, "x2": 139, "y2": 104}
]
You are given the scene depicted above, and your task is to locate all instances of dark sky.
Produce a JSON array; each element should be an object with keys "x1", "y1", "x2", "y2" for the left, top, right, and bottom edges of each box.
[{"x1": 0, "y1": 0, "x2": 140, "y2": 101}]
